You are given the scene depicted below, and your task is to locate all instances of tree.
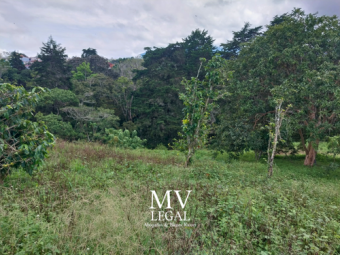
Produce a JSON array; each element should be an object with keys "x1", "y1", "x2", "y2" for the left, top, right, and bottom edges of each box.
[
  {"x1": 37, "y1": 88, "x2": 79, "y2": 115},
  {"x1": 268, "y1": 13, "x2": 289, "y2": 27},
  {"x1": 68, "y1": 55, "x2": 118, "y2": 80},
  {"x1": 31, "y1": 36, "x2": 71, "y2": 89},
  {"x1": 81, "y1": 48, "x2": 98, "y2": 58},
  {"x1": 61, "y1": 106, "x2": 119, "y2": 141},
  {"x1": 110, "y1": 57, "x2": 145, "y2": 79},
  {"x1": 133, "y1": 29, "x2": 216, "y2": 148},
  {"x1": 1, "y1": 52, "x2": 32, "y2": 87},
  {"x1": 107, "y1": 76, "x2": 137, "y2": 122},
  {"x1": 0, "y1": 59, "x2": 10, "y2": 81},
  {"x1": 182, "y1": 29, "x2": 217, "y2": 78},
  {"x1": 176, "y1": 55, "x2": 231, "y2": 166},
  {"x1": 35, "y1": 112, "x2": 75, "y2": 140},
  {"x1": 220, "y1": 22, "x2": 262, "y2": 59},
  {"x1": 8, "y1": 51, "x2": 26, "y2": 72},
  {"x1": 217, "y1": 9, "x2": 340, "y2": 166},
  {"x1": 71, "y1": 62, "x2": 99, "y2": 107},
  {"x1": 267, "y1": 99, "x2": 291, "y2": 177},
  {"x1": 0, "y1": 84, "x2": 55, "y2": 181},
  {"x1": 71, "y1": 61, "x2": 94, "y2": 81}
]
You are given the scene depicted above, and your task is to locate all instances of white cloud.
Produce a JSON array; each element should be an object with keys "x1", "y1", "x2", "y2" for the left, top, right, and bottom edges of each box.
[{"x1": 0, "y1": 0, "x2": 339, "y2": 58}]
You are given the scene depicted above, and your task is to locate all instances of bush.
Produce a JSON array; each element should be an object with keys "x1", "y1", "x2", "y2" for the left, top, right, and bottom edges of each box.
[
  {"x1": 35, "y1": 112, "x2": 75, "y2": 140},
  {"x1": 0, "y1": 84, "x2": 55, "y2": 181},
  {"x1": 154, "y1": 143, "x2": 168, "y2": 150},
  {"x1": 37, "y1": 88, "x2": 79, "y2": 115},
  {"x1": 105, "y1": 128, "x2": 146, "y2": 149}
]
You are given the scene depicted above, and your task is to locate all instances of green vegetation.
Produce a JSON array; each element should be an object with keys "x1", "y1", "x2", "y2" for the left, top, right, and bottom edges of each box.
[
  {"x1": 1, "y1": 7, "x2": 340, "y2": 254},
  {"x1": 0, "y1": 84, "x2": 55, "y2": 181},
  {"x1": 216, "y1": 9, "x2": 340, "y2": 167},
  {"x1": 1, "y1": 141, "x2": 340, "y2": 254},
  {"x1": 106, "y1": 128, "x2": 146, "y2": 149},
  {"x1": 176, "y1": 55, "x2": 231, "y2": 166}
]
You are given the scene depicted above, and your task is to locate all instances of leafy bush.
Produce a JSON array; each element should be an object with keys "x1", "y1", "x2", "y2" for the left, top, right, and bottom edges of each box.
[
  {"x1": 0, "y1": 84, "x2": 55, "y2": 180},
  {"x1": 37, "y1": 88, "x2": 79, "y2": 114},
  {"x1": 35, "y1": 112, "x2": 75, "y2": 140},
  {"x1": 326, "y1": 136, "x2": 340, "y2": 160},
  {"x1": 154, "y1": 143, "x2": 168, "y2": 150},
  {"x1": 105, "y1": 128, "x2": 146, "y2": 149}
]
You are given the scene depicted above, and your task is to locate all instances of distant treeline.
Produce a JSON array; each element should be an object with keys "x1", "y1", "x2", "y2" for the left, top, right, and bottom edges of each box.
[{"x1": 1, "y1": 8, "x2": 340, "y2": 166}]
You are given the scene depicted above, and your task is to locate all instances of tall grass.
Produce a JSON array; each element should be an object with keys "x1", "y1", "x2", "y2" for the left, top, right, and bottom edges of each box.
[{"x1": 1, "y1": 140, "x2": 340, "y2": 254}]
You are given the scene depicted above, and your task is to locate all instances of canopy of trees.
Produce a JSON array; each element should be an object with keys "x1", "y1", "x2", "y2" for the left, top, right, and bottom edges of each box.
[{"x1": 2, "y1": 8, "x2": 340, "y2": 168}]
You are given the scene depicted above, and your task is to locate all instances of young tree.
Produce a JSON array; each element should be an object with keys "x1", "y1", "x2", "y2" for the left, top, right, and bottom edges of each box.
[
  {"x1": 267, "y1": 99, "x2": 291, "y2": 177},
  {"x1": 177, "y1": 55, "x2": 231, "y2": 167},
  {"x1": 71, "y1": 61, "x2": 99, "y2": 106}
]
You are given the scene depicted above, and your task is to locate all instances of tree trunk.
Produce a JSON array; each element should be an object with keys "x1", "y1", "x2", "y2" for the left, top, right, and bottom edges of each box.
[
  {"x1": 255, "y1": 150, "x2": 262, "y2": 161},
  {"x1": 185, "y1": 144, "x2": 194, "y2": 167},
  {"x1": 267, "y1": 100, "x2": 284, "y2": 177},
  {"x1": 304, "y1": 142, "x2": 317, "y2": 166}
]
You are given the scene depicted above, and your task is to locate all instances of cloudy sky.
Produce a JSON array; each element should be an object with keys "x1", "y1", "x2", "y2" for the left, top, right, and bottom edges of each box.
[{"x1": 0, "y1": 0, "x2": 339, "y2": 59}]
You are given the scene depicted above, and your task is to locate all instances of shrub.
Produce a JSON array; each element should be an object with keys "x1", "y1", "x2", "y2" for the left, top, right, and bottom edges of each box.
[
  {"x1": 35, "y1": 112, "x2": 75, "y2": 140},
  {"x1": 154, "y1": 143, "x2": 168, "y2": 150},
  {"x1": 37, "y1": 88, "x2": 79, "y2": 115},
  {"x1": 0, "y1": 83, "x2": 55, "y2": 181},
  {"x1": 105, "y1": 128, "x2": 146, "y2": 149}
]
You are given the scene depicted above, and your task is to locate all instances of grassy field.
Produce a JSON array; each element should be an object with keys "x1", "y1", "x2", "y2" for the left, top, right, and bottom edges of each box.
[{"x1": 1, "y1": 140, "x2": 340, "y2": 254}]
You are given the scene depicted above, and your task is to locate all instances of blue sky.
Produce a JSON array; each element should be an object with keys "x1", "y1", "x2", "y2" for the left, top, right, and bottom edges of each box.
[{"x1": 1, "y1": 0, "x2": 339, "y2": 59}]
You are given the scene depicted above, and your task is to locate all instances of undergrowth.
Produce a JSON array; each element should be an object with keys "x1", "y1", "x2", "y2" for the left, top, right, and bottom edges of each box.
[{"x1": 1, "y1": 140, "x2": 340, "y2": 254}]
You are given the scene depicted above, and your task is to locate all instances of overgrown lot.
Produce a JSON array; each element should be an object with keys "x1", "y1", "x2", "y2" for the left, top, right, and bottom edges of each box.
[{"x1": 1, "y1": 140, "x2": 340, "y2": 254}]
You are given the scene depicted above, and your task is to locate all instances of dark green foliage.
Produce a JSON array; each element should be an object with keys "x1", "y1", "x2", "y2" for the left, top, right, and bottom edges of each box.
[
  {"x1": 0, "y1": 84, "x2": 55, "y2": 180},
  {"x1": 122, "y1": 121, "x2": 137, "y2": 132},
  {"x1": 68, "y1": 55, "x2": 119, "y2": 80},
  {"x1": 1, "y1": 52, "x2": 31, "y2": 87},
  {"x1": 31, "y1": 36, "x2": 71, "y2": 89},
  {"x1": 220, "y1": 22, "x2": 262, "y2": 59},
  {"x1": 216, "y1": 9, "x2": 340, "y2": 165},
  {"x1": 268, "y1": 12, "x2": 290, "y2": 27},
  {"x1": 37, "y1": 88, "x2": 79, "y2": 115},
  {"x1": 61, "y1": 106, "x2": 119, "y2": 141},
  {"x1": 81, "y1": 48, "x2": 98, "y2": 58},
  {"x1": 35, "y1": 112, "x2": 75, "y2": 140},
  {"x1": 182, "y1": 29, "x2": 216, "y2": 78},
  {"x1": 8, "y1": 52, "x2": 26, "y2": 72},
  {"x1": 0, "y1": 58, "x2": 10, "y2": 80},
  {"x1": 133, "y1": 29, "x2": 216, "y2": 148}
]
